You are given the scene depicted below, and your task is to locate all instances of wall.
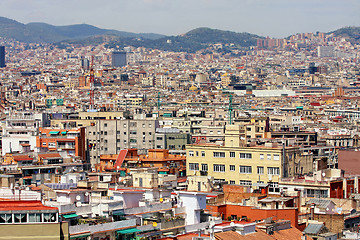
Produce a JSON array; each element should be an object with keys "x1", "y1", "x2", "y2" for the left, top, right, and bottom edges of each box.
[
  {"x1": 208, "y1": 204, "x2": 299, "y2": 228},
  {"x1": 0, "y1": 223, "x2": 63, "y2": 239},
  {"x1": 313, "y1": 213, "x2": 344, "y2": 234}
]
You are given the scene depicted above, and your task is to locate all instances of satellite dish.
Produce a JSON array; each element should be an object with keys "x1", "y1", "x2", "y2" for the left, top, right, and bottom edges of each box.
[
  {"x1": 76, "y1": 202, "x2": 81, "y2": 207},
  {"x1": 322, "y1": 172, "x2": 326, "y2": 177},
  {"x1": 76, "y1": 195, "x2": 81, "y2": 201},
  {"x1": 336, "y1": 208, "x2": 342, "y2": 214},
  {"x1": 85, "y1": 192, "x2": 89, "y2": 196}
]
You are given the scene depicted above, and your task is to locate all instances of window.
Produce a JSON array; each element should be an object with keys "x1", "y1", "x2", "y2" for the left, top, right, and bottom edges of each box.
[
  {"x1": 104, "y1": 131, "x2": 107, "y2": 135},
  {"x1": 43, "y1": 213, "x2": 56, "y2": 222},
  {"x1": 189, "y1": 151, "x2": 194, "y2": 157},
  {"x1": 274, "y1": 154, "x2": 280, "y2": 161},
  {"x1": 230, "y1": 165, "x2": 235, "y2": 171},
  {"x1": 230, "y1": 180, "x2": 235, "y2": 185},
  {"x1": 117, "y1": 131, "x2": 120, "y2": 134},
  {"x1": 213, "y1": 152, "x2": 225, "y2": 158},
  {"x1": 267, "y1": 154, "x2": 272, "y2": 160},
  {"x1": 239, "y1": 165, "x2": 252, "y2": 174},
  {"x1": 14, "y1": 213, "x2": 27, "y2": 223},
  {"x1": 48, "y1": 142, "x2": 56, "y2": 148},
  {"x1": 0, "y1": 214, "x2": 12, "y2": 223},
  {"x1": 213, "y1": 164, "x2": 225, "y2": 172},
  {"x1": 217, "y1": 131, "x2": 221, "y2": 134},
  {"x1": 230, "y1": 152, "x2": 235, "y2": 158},
  {"x1": 269, "y1": 182, "x2": 280, "y2": 193},
  {"x1": 156, "y1": 137, "x2": 163, "y2": 140},
  {"x1": 201, "y1": 164, "x2": 208, "y2": 171},
  {"x1": 240, "y1": 153, "x2": 252, "y2": 159},
  {"x1": 257, "y1": 166, "x2": 264, "y2": 175},
  {"x1": 239, "y1": 180, "x2": 252, "y2": 186},
  {"x1": 130, "y1": 131, "x2": 137, "y2": 135},
  {"x1": 130, "y1": 139, "x2": 137, "y2": 143},
  {"x1": 196, "y1": 151, "x2": 199, "y2": 157},
  {"x1": 268, "y1": 167, "x2": 280, "y2": 175},
  {"x1": 260, "y1": 154, "x2": 264, "y2": 160},
  {"x1": 104, "y1": 123, "x2": 107, "y2": 127},
  {"x1": 29, "y1": 213, "x2": 41, "y2": 222},
  {"x1": 189, "y1": 163, "x2": 199, "y2": 171},
  {"x1": 201, "y1": 151, "x2": 205, "y2": 157}
]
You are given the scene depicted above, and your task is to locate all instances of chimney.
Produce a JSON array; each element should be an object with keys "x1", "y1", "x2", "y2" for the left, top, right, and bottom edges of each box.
[{"x1": 310, "y1": 204, "x2": 315, "y2": 220}]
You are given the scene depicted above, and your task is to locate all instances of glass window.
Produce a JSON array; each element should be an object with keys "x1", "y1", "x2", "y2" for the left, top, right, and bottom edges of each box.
[
  {"x1": 188, "y1": 151, "x2": 194, "y2": 157},
  {"x1": 239, "y1": 165, "x2": 252, "y2": 174},
  {"x1": 29, "y1": 213, "x2": 41, "y2": 222},
  {"x1": 230, "y1": 165, "x2": 235, "y2": 171},
  {"x1": 201, "y1": 164, "x2": 208, "y2": 171},
  {"x1": 239, "y1": 180, "x2": 252, "y2": 186},
  {"x1": 274, "y1": 154, "x2": 280, "y2": 161},
  {"x1": 260, "y1": 154, "x2": 264, "y2": 160},
  {"x1": 213, "y1": 152, "x2": 225, "y2": 158},
  {"x1": 267, "y1": 167, "x2": 280, "y2": 175},
  {"x1": 0, "y1": 214, "x2": 12, "y2": 223},
  {"x1": 213, "y1": 164, "x2": 225, "y2": 172},
  {"x1": 239, "y1": 153, "x2": 252, "y2": 159},
  {"x1": 189, "y1": 163, "x2": 199, "y2": 171},
  {"x1": 230, "y1": 152, "x2": 235, "y2": 158},
  {"x1": 267, "y1": 154, "x2": 272, "y2": 160},
  {"x1": 43, "y1": 213, "x2": 56, "y2": 222},
  {"x1": 201, "y1": 151, "x2": 205, "y2": 157},
  {"x1": 257, "y1": 166, "x2": 264, "y2": 175},
  {"x1": 14, "y1": 213, "x2": 27, "y2": 223}
]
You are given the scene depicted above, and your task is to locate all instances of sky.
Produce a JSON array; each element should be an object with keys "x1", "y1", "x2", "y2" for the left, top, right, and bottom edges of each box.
[{"x1": 0, "y1": 0, "x2": 359, "y2": 38}]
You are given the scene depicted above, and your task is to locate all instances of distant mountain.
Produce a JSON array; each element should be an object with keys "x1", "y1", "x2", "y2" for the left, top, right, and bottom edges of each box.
[
  {"x1": 0, "y1": 16, "x2": 165, "y2": 43},
  {"x1": 329, "y1": 26, "x2": 360, "y2": 44},
  {"x1": 102, "y1": 28, "x2": 263, "y2": 53},
  {"x1": 182, "y1": 27, "x2": 260, "y2": 46}
]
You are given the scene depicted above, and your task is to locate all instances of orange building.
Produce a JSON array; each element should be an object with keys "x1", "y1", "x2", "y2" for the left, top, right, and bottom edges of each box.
[
  {"x1": 36, "y1": 128, "x2": 86, "y2": 160},
  {"x1": 97, "y1": 149, "x2": 186, "y2": 176},
  {"x1": 207, "y1": 204, "x2": 301, "y2": 229}
]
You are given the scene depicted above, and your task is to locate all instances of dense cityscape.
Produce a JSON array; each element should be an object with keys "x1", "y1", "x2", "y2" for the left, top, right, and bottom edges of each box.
[{"x1": 0, "y1": 10, "x2": 359, "y2": 240}]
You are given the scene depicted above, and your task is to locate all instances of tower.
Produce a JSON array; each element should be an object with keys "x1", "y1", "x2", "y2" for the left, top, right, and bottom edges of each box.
[
  {"x1": 112, "y1": 51, "x2": 127, "y2": 68},
  {"x1": 0, "y1": 46, "x2": 5, "y2": 68}
]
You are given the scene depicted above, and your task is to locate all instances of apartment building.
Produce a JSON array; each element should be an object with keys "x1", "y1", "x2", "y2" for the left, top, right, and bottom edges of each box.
[
  {"x1": 186, "y1": 125, "x2": 301, "y2": 189},
  {"x1": 86, "y1": 119, "x2": 159, "y2": 166},
  {"x1": 2, "y1": 113, "x2": 49, "y2": 155}
]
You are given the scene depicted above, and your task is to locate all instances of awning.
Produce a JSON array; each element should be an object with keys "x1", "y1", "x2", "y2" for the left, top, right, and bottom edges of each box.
[
  {"x1": 49, "y1": 131, "x2": 60, "y2": 135},
  {"x1": 62, "y1": 213, "x2": 79, "y2": 219},
  {"x1": 70, "y1": 233, "x2": 90, "y2": 239},
  {"x1": 112, "y1": 211, "x2": 125, "y2": 216},
  {"x1": 117, "y1": 228, "x2": 141, "y2": 234},
  {"x1": 61, "y1": 131, "x2": 67, "y2": 134}
]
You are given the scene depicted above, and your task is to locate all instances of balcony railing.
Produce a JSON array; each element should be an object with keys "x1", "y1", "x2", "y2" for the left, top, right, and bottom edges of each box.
[{"x1": 69, "y1": 219, "x2": 136, "y2": 235}]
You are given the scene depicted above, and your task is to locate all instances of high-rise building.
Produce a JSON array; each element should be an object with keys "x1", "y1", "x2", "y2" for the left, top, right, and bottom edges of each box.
[
  {"x1": 0, "y1": 46, "x2": 5, "y2": 68},
  {"x1": 111, "y1": 51, "x2": 127, "y2": 68}
]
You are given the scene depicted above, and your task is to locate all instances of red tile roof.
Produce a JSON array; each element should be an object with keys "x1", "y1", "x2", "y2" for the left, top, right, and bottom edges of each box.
[{"x1": 0, "y1": 201, "x2": 58, "y2": 211}]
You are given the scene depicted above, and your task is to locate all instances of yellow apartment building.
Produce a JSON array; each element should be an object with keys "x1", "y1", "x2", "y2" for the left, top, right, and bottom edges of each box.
[{"x1": 186, "y1": 125, "x2": 301, "y2": 188}]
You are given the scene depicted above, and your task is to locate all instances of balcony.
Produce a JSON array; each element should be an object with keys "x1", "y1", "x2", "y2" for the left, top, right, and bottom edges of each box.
[
  {"x1": 69, "y1": 219, "x2": 137, "y2": 235},
  {"x1": 124, "y1": 202, "x2": 172, "y2": 215}
]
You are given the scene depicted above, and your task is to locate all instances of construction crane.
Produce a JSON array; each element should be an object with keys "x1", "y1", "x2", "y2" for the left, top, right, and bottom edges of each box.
[{"x1": 89, "y1": 56, "x2": 95, "y2": 109}]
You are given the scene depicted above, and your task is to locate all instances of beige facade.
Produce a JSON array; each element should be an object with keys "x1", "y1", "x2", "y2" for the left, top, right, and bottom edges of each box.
[
  {"x1": 0, "y1": 223, "x2": 68, "y2": 239},
  {"x1": 186, "y1": 124, "x2": 301, "y2": 187}
]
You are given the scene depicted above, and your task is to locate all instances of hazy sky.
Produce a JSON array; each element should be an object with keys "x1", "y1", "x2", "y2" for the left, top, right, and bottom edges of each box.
[{"x1": 0, "y1": 0, "x2": 359, "y2": 37}]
